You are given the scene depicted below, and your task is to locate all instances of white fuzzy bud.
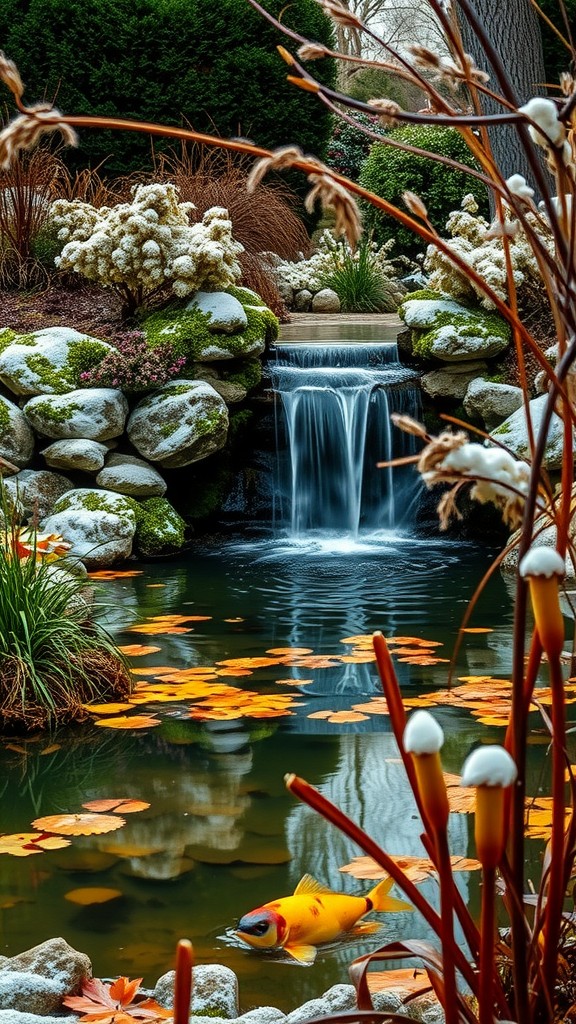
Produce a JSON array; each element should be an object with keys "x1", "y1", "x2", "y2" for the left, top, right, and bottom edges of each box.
[
  {"x1": 518, "y1": 97, "x2": 564, "y2": 147},
  {"x1": 403, "y1": 710, "x2": 444, "y2": 755},
  {"x1": 519, "y1": 547, "x2": 566, "y2": 579},
  {"x1": 461, "y1": 746, "x2": 517, "y2": 788},
  {"x1": 505, "y1": 174, "x2": 534, "y2": 200}
]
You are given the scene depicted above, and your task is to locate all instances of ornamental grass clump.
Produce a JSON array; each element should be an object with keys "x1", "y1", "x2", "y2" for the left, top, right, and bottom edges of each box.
[
  {"x1": 0, "y1": 502, "x2": 131, "y2": 731},
  {"x1": 318, "y1": 238, "x2": 399, "y2": 312}
]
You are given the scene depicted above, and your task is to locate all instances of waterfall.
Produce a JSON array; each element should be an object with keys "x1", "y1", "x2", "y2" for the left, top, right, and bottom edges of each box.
[{"x1": 270, "y1": 341, "x2": 422, "y2": 538}]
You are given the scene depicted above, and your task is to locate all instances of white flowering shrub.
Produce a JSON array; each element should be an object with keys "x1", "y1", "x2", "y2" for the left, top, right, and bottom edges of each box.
[
  {"x1": 272, "y1": 229, "x2": 398, "y2": 292},
  {"x1": 425, "y1": 194, "x2": 555, "y2": 313},
  {"x1": 50, "y1": 183, "x2": 244, "y2": 314}
]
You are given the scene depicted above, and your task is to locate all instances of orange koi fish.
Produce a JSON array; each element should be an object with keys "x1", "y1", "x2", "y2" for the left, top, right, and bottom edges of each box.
[{"x1": 235, "y1": 873, "x2": 412, "y2": 964}]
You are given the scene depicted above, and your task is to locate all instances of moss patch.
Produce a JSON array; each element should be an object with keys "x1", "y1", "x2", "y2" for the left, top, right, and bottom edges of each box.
[
  {"x1": 0, "y1": 397, "x2": 11, "y2": 431},
  {"x1": 0, "y1": 328, "x2": 18, "y2": 354},
  {"x1": 21, "y1": 339, "x2": 110, "y2": 394},
  {"x1": 411, "y1": 309, "x2": 510, "y2": 359},
  {"x1": 134, "y1": 497, "x2": 186, "y2": 556},
  {"x1": 142, "y1": 294, "x2": 278, "y2": 363},
  {"x1": 224, "y1": 359, "x2": 262, "y2": 393},
  {"x1": 29, "y1": 399, "x2": 82, "y2": 424}
]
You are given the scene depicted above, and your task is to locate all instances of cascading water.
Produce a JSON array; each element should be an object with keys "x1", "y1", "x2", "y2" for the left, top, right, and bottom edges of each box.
[{"x1": 270, "y1": 340, "x2": 422, "y2": 539}]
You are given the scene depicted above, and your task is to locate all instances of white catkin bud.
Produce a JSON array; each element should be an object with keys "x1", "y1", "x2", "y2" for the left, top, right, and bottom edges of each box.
[
  {"x1": 519, "y1": 547, "x2": 566, "y2": 579},
  {"x1": 403, "y1": 710, "x2": 444, "y2": 754},
  {"x1": 461, "y1": 746, "x2": 517, "y2": 787}
]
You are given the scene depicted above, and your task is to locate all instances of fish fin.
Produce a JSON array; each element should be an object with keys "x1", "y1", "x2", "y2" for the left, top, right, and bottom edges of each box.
[
  {"x1": 293, "y1": 873, "x2": 337, "y2": 897},
  {"x1": 284, "y1": 943, "x2": 317, "y2": 965},
  {"x1": 369, "y1": 877, "x2": 413, "y2": 913},
  {"x1": 352, "y1": 921, "x2": 383, "y2": 936}
]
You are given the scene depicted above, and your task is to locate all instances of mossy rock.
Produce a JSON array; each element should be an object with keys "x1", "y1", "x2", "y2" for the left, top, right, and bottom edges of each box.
[
  {"x1": 133, "y1": 497, "x2": 187, "y2": 557},
  {"x1": 0, "y1": 326, "x2": 115, "y2": 396}
]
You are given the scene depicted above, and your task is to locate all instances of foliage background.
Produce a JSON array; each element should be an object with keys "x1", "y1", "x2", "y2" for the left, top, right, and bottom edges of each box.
[{"x1": 0, "y1": 0, "x2": 336, "y2": 176}]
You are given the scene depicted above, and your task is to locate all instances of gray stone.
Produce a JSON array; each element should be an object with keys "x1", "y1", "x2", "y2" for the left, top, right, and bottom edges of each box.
[
  {"x1": 277, "y1": 281, "x2": 294, "y2": 306},
  {"x1": 128, "y1": 379, "x2": 229, "y2": 469},
  {"x1": 186, "y1": 291, "x2": 248, "y2": 334},
  {"x1": 3, "y1": 469, "x2": 73, "y2": 519},
  {"x1": 41, "y1": 438, "x2": 109, "y2": 472},
  {"x1": 422, "y1": 362, "x2": 487, "y2": 400},
  {"x1": 400, "y1": 271, "x2": 429, "y2": 292},
  {"x1": 96, "y1": 454, "x2": 167, "y2": 497},
  {"x1": 0, "y1": 327, "x2": 113, "y2": 396},
  {"x1": 237, "y1": 1009, "x2": 286, "y2": 1024},
  {"x1": 0, "y1": 1014, "x2": 77, "y2": 1023},
  {"x1": 492, "y1": 393, "x2": 566, "y2": 469},
  {"x1": 24, "y1": 389, "x2": 129, "y2": 441},
  {"x1": 400, "y1": 296, "x2": 469, "y2": 329},
  {"x1": 371, "y1": 989, "x2": 406, "y2": 1014},
  {"x1": 464, "y1": 378, "x2": 524, "y2": 429},
  {"x1": 41, "y1": 488, "x2": 138, "y2": 568},
  {"x1": 192, "y1": 369, "x2": 247, "y2": 405},
  {"x1": 293, "y1": 289, "x2": 312, "y2": 312},
  {"x1": 0, "y1": 394, "x2": 35, "y2": 468},
  {"x1": 0, "y1": 938, "x2": 91, "y2": 1014},
  {"x1": 311, "y1": 288, "x2": 341, "y2": 313},
  {"x1": 155, "y1": 964, "x2": 239, "y2": 1018},
  {"x1": 286, "y1": 984, "x2": 358, "y2": 1024}
]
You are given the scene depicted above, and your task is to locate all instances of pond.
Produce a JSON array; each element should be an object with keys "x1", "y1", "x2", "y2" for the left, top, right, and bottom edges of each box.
[{"x1": 0, "y1": 322, "x2": 557, "y2": 1012}]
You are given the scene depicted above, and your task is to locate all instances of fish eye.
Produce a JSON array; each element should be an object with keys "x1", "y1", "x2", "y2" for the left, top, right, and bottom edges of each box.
[{"x1": 252, "y1": 921, "x2": 269, "y2": 936}]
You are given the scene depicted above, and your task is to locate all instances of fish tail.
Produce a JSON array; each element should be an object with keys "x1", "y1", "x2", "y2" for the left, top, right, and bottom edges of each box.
[{"x1": 368, "y1": 877, "x2": 413, "y2": 913}]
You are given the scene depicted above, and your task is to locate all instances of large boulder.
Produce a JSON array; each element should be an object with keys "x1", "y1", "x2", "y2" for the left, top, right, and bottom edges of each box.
[
  {"x1": 40, "y1": 488, "x2": 138, "y2": 568},
  {"x1": 23, "y1": 389, "x2": 129, "y2": 441},
  {"x1": 185, "y1": 291, "x2": 248, "y2": 333},
  {"x1": 0, "y1": 937, "x2": 91, "y2": 1015},
  {"x1": 399, "y1": 294, "x2": 510, "y2": 363},
  {"x1": 142, "y1": 287, "x2": 278, "y2": 363},
  {"x1": 3, "y1": 469, "x2": 73, "y2": 519},
  {"x1": 421, "y1": 361, "x2": 488, "y2": 400},
  {"x1": 0, "y1": 327, "x2": 113, "y2": 396},
  {"x1": 127, "y1": 379, "x2": 229, "y2": 469},
  {"x1": 492, "y1": 393, "x2": 566, "y2": 468},
  {"x1": 464, "y1": 378, "x2": 524, "y2": 429},
  {"x1": 96, "y1": 454, "x2": 167, "y2": 497},
  {"x1": 0, "y1": 394, "x2": 35, "y2": 468},
  {"x1": 41, "y1": 438, "x2": 109, "y2": 472}
]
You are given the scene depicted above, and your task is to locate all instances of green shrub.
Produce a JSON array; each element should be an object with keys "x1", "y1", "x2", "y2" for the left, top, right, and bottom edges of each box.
[
  {"x1": 0, "y1": 0, "x2": 335, "y2": 177},
  {"x1": 538, "y1": 0, "x2": 576, "y2": 84},
  {"x1": 358, "y1": 125, "x2": 488, "y2": 259}
]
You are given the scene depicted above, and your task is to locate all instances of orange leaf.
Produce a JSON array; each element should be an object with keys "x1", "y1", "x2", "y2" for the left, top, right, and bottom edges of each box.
[
  {"x1": 94, "y1": 716, "x2": 161, "y2": 730},
  {"x1": 82, "y1": 703, "x2": 136, "y2": 715},
  {"x1": 307, "y1": 710, "x2": 335, "y2": 720},
  {"x1": 88, "y1": 570, "x2": 144, "y2": 580},
  {"x1": 65, "y1": 887, "x2": 123, "y2": 905},
  {"x1": 224, "y1": 617, "x2": 245, "y2": 623},
  {"x1": 0, "y1": 832, "x2": 71, "y2": 856},
  {"x1": 117, "y1": 645, "x2": 161, "y2": 656},
  {"x1": 266, "y1": 647, "x2": 314, "y2": 655},
  {"x1": 82, "y1": 799, "x2": 150, "y2": 814},
  {"x1": 215, "y1": 657, "x2": 281, "y2": 668},
  {"x1": 460, "y1": 627, "x2": 494, "y2": 634},
  {"x1": 32, "y1": 813, "x2": 126, "y2": 836},
  {"x1": 326, "y1": 711, "x2": 370, "y2": 723}
]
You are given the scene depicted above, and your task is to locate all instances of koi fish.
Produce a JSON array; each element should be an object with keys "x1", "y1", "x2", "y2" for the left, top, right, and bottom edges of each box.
[{"x1": 235, "y1": 873, "x2": 412, "y2": 964}]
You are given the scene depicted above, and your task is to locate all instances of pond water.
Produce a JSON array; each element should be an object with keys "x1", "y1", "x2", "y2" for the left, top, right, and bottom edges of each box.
[{"x1": 0, "y1": 323, "x2": 556, "y2": 1012}]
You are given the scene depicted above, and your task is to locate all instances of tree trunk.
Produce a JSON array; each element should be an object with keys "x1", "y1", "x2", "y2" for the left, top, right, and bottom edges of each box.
[{"x1": 456, "y1": 0, "x2": 547, "y2": 191}]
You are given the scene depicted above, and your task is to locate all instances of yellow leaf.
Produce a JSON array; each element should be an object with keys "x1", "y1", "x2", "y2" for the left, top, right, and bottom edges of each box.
[{"x1": 65, "y1": 887, "x2": 123, "y2": 905}]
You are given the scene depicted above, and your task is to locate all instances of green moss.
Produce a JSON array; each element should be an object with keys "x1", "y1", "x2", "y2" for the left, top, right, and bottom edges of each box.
[
  {"x1": 485, "y1": 374, "x2": 505, "y2": 384},
  {"x1": 161, "y1": 383, "x2": 195, "y2": 397},
  {"x1": 411, "y1": 309, "x2": 510, "y2": 359},
  {"x1": 0, "y1": 328, "x2": 17, "y2": 353},
  {"x1": 30, "y1": 399, "x2": 81, "y2": 424},
  {"x1": 399, "y1": 288, "x2": 446, "y2": 308},
  {"x1": 142, "y1": 297, "x2": 278, "y2": 362},
  {"x1": 0, "y1": 398, "x2": 11, "y2": 430},
  {"x1": 23, "y1": 339, "x2": 110, "y2": 393},
  {"x1": 228, "y1": 408, "x2": 253, "y2": 442},
  {"x1": 226, "y1": 284, "x2": 266, "y2": 307},
  {"x1": 11, "y1": 332, "x2": 36, "y2": 347},
  {"x1": 159, "y1": 421, "x2": 179, "y2": 438},
  {"x1": 134, "y1": 497, "x2": 186, "y2": 556},
  {"x1": 224, "y1": 359, "x2": 262, "y2": 393}
]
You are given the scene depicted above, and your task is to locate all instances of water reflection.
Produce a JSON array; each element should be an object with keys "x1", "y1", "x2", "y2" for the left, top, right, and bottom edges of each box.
[{"x1": 0, "y1": 537, "x2": 519, "y2": 1009}]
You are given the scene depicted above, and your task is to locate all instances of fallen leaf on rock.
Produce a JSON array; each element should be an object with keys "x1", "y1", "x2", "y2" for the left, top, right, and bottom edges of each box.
[
  {"x1": 65, "y1": 887, "x2": 123, "y2": 905},
  {"x1": 82, "y1": 799, "x2": 150, "y2": 814},
  {"x1": 63, "y1": 975, "x2": 172, "y2": 1023},
  {"x1": 32, "y1": 813, "x2": 126, "y2": 836},
  {"x1": 0, "y1": 832, "x2": 71, "y2": 856}
]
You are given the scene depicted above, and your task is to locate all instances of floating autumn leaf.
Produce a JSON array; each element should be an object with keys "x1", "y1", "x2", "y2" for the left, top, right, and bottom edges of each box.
[
  {"x1": 94, "y1": 715, "x2": 161, "y2": 730},
  {"x1": 189, "y1": 690, "x2": 301, "y2": 721},
  {"x1": 275, "y1": 678, "x2": 314, "y2": 686},
  {"x1": 0, "y1": 832, "x2": 72, "y2": 857},
  {"x1": 352, "y1": 698, "x2": 390, "y2": 716},
  {"x1": 266, "y1": 647, "x2": 314, "y2": 656},
  {"x1": 460, "y1": 627, "x2": 494, "y2": 634},
  {"x1": 215, "y1": 656, "x2": 281, "y2": 669},
  {"x1": 224, "y1": 617, "x2": 245, "y2": 623},
  {"x1": 82, "y1": 800, "x2": 150, "y2": 814},
  {"x1": 307, "y1": 709, "x2": 335, "y2": 720},
  {"x1": 340, "y1": 654, "x2": 376, "y2": 664},
  {"x1": 216, "y1": 668, "x2": 254, "y2": 677},
  {"x1": 322, "y1": 710, "x2": 370, "y2": 723},
  {"x1": 525, "y1": 799, "x2": 572, "y2": 839},
  {"x1": 444, "y1": 773, "x2": 475, "y2": 813},
  {"x1": 147, "y1": 614, "x2": 212, "y2": 623},
  {"x1": 32, "y1": 813, "x2": 126, "y2": 836},
  {"x1": 65, "y1": 887, "x2": 123, "y2": 906},
  {"x1": 63, "y1": 976, "x2": 171, "y2": 1022},
  {"x1": 88, "y1": 570, "x2": 144, "y2": 579},
  {"x1": 82, "y1": 703, "x2": 136, "y2": 715},
  {"x1": 340, "y1": 853, "x2": 481, "y2": 883},
  {"x1": 125, "y1": 624, "x2": 193, "y2": 635},
  {"x1": 280, "y1": 655, "x2": 341, "y2": 669},
  {"x1": 340, "y1": 634, "x2": 373, "y2": 645},
  {"x1": 117, "y1": 645, "x2": 161, "y2": 657},
  {"x1": 387, "y1": 637, "x2": 443, "y2": 647},
  {"x1": 146, "y1": 583, "x2": 165, "y2": 588},
  {"x1": 39, "y1": 744, "x2": 61, "y2": 756}
]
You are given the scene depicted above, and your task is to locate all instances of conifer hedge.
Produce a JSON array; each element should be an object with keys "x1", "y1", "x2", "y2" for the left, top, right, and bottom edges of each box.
[{"x1": 0, "y1": 0, "x2": 335, "y2": 175}]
